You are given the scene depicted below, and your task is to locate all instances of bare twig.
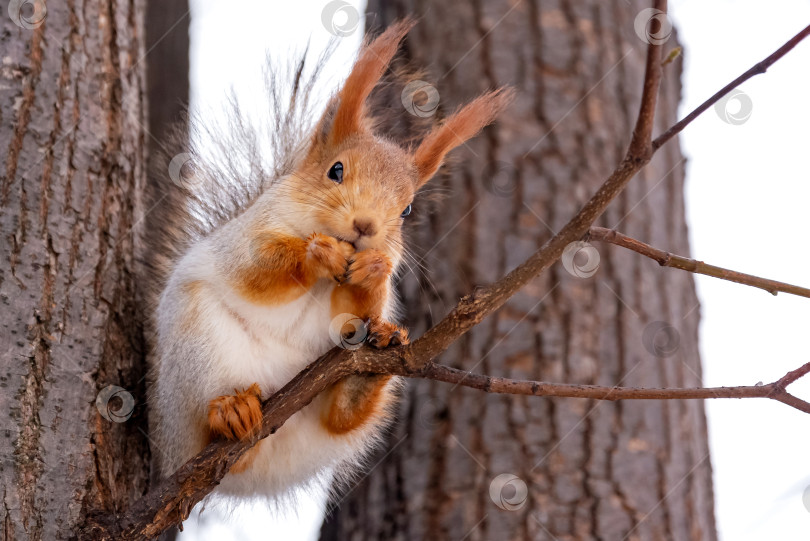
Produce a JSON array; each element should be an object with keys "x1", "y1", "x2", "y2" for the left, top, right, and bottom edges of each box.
[
  {"x1": 587, "y1": 226, "x2": 810, "y2": 298},
  {"x1": 652, "y1": 23, "x2": 810, "y2": 150},
  {"x1": 79, "y1": 10, "x2": 810, "y2": 541},
  {"x1": 419, "y1": 361, "x2": 810, "y2": 414}
]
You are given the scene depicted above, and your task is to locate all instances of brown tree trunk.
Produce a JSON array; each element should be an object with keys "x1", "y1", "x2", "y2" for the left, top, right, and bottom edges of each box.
[
  {"x1": 323, "y1": 1, "x2": 716, "y2": 540},
  {"x1": 0, "y1": 1, "x2": 152, "y2": 538},
  {"x1": 145, "y1": 0, "x2": 189, "y2": 150}
]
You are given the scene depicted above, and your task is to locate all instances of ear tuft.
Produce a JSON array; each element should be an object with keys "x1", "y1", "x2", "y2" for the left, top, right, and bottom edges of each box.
[
  {"x1": 327, "y1": 18, "x2": 417, "y2": 145},
  {"x1": 413, "y1": 87, "x2": 514, "y2": 187}
]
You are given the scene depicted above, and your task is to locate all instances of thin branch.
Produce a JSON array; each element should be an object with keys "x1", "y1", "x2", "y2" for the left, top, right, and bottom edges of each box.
[
  {"x1": 652, "y1": 23, "x2": 810, "y2": 151},
  {"x1": 774, "y1": 360, "x2": 810, "y2": 389},
  {"x1": 628, "y1": 0, "x2": 665, "y2": 158},
  {"x1": 419, "y1": 361, "x2": 810, "y2": 414},
  {"x1": 587, "y1": 226, "x2": 810, "y2": 298},
  {"x1": 79, "y1": 10, "x2": 810, "y2": 541}
]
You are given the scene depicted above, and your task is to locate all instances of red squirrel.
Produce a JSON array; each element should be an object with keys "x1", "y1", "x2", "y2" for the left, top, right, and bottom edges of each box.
[{"x1": 147, "y1": 19, "x2": 512, "y2": 500}]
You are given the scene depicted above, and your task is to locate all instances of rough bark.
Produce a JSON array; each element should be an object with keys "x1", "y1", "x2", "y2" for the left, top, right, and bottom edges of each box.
[
  {"x1": 323, "y1": 1, "x2": 717, "y2": 540},
  {"x1": 0, "y1": 1, "x2": 150, "y2": 539}
]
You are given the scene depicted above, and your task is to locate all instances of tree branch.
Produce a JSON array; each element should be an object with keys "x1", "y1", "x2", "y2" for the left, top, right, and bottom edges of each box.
[
  {"x1": 652, "y1": 23, "x2": 810, "y2": 151},
  {"x1": 80, "y1": 10, "x2": 810, "y2": 541},
  {"x1": 419, "y1": 361, "x2": 810, "y2": 414},
  {"x1": 84, "y1": 348, "x2": 810, "y2": 539},
  {"x1": 587, "y1": 226, "x2": 810, "y2": 298}
]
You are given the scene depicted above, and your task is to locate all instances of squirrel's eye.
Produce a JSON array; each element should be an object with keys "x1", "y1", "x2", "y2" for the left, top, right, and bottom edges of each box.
[
  {"x1": 327, "y1": 162, "x2": 343, "y2": 184},
  {"x1": 401, "y1": 204, "x2": 412, "y2": 218}
]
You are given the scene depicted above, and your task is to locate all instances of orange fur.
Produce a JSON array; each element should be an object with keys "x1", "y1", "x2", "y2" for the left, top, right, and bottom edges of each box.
[
  {"x1": 308, "y1": 233, "x2": 356, "y2": 279},
  {"x1": 293, "y1": 141, "x2": 416, "y2": 263},
  {"x1": 208, "y1": 383, "x2": 264, "y2": 473},
  {"x1": 331, "y1": 284, "x2": 383, "y2": 323},
  {"x1": 327, "y1": 19, "x2": 416, "y2": 146},
  {"x1": 208, "y1": 383, "x2": 263, "y2": 440},
  {"x1": 232, "y1": 232, "x2": 353, "y2": 305},
  {"x1": 413, "y1": 87, "x2": 515, "y2": 186},
  {"x1": 324, "y1": 248, "x2": 407, "y2": 434},
  {"x1": 321, "y1": 375, "x2": 393, "y2": 435},
  {"x1": 344, "y1": 249, "x2": 392, "y2": 290},
  {"x1": 331, "y1": 249, "x2": 393, "y2": 319},
  {"x1": 367, "y1": 317, "x2": 409, "y2": 348}
]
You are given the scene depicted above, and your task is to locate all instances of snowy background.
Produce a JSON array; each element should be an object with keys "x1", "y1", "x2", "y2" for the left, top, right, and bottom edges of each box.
[{"x1": 182, "y1": 0, "x2": 810, "y2": 539}]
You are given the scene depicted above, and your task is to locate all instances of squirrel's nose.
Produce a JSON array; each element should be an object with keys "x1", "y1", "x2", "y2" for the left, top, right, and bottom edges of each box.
[{"x1": 353, "y1": 218, "x2": 377, "y2": 238}]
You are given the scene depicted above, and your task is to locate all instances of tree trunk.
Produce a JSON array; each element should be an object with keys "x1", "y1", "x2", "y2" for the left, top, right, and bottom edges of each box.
[
  {"x1": 145, "y1": 0, "x2": 189, "y2": 150},
  {"x1": 323, "y1": 1, "x2": 716, "y2": 540},
  {"x1": 0, "y1": 1, "x2": 151, "y2": 538}
]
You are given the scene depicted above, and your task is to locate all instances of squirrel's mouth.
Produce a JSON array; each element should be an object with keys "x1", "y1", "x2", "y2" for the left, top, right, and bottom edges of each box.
[
  {"x1": 334, "y1": 235, "x2": 359, "y2": 250},
  {"x1": 333, "y1": 229, "x2": 379, "y2": 252}
]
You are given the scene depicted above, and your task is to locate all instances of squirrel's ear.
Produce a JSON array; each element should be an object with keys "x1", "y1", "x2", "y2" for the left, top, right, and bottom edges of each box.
[
  {"x1": 313, "y1": 18, "x2": 415, "y2": 150},
  {"x1": 413, "y1": 87, "x2": 514, "y2": 188}
]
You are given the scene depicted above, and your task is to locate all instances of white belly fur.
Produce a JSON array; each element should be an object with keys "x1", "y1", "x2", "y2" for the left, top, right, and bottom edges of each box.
[{"x1": 152, "y1": 238, "x2": 390, "y2": 501}]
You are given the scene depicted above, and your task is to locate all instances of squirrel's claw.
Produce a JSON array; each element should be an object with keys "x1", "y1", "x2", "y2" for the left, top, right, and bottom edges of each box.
[
  {"x1": 342, "y1": 250, "x2": 391, "y2": 291},
  {"x1": 336, "y1": 258, "x2": 355, "y2": 284},
  {"x1": 207, "y1": 384, "x2": 263, "y2": 441},
  {"x1": 386, "y1": 330, "x2": 403, "y2": 347},
  {"x1": 366, "y1": 319, "x2": 409, "y2": 349},
  {"x1": 307, "y1": 234, "x2": 354, "y2": 281}
]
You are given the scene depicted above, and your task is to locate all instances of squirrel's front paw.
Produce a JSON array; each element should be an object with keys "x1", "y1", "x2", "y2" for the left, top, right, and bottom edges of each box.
[
  {"x1": 343, "y1": 249, "x2": 393, "y2": 290},
  {"x1": 367, "y1": 317, "x2": 409, "y2": 349},
  {"x1": 306, "y1": 233, "x2": 354, "y2": 281},
  {"x1": 208, "y1": 383, "x2": 263, "y2": 441}
]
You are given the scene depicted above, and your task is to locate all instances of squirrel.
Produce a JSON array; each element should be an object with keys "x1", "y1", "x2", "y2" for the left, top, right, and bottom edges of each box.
[{"x1": 145, "y1": 18, "x2": 512, "y2": 501}]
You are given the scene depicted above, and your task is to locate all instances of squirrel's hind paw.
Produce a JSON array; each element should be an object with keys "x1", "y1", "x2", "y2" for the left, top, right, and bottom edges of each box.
[
  {"x1": 367, "y1": 318, "x2": 409, "y2": 349},
  {"x1": 208, "y1": 383, "x2": 263, "y2": 441}
]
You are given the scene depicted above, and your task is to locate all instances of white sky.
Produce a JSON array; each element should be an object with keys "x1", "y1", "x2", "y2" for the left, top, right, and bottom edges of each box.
[
  {"x1": 185, "y1": 1, "x2": 810, "y2": 539},
  {"x1": 670, "y1": 2, "x2": 810, "y2": 540}
]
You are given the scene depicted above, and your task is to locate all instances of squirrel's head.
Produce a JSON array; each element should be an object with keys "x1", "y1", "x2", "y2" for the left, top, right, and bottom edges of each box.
[{"x1": 280, "y1": 19, "x2": 513, "y2": 267}]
